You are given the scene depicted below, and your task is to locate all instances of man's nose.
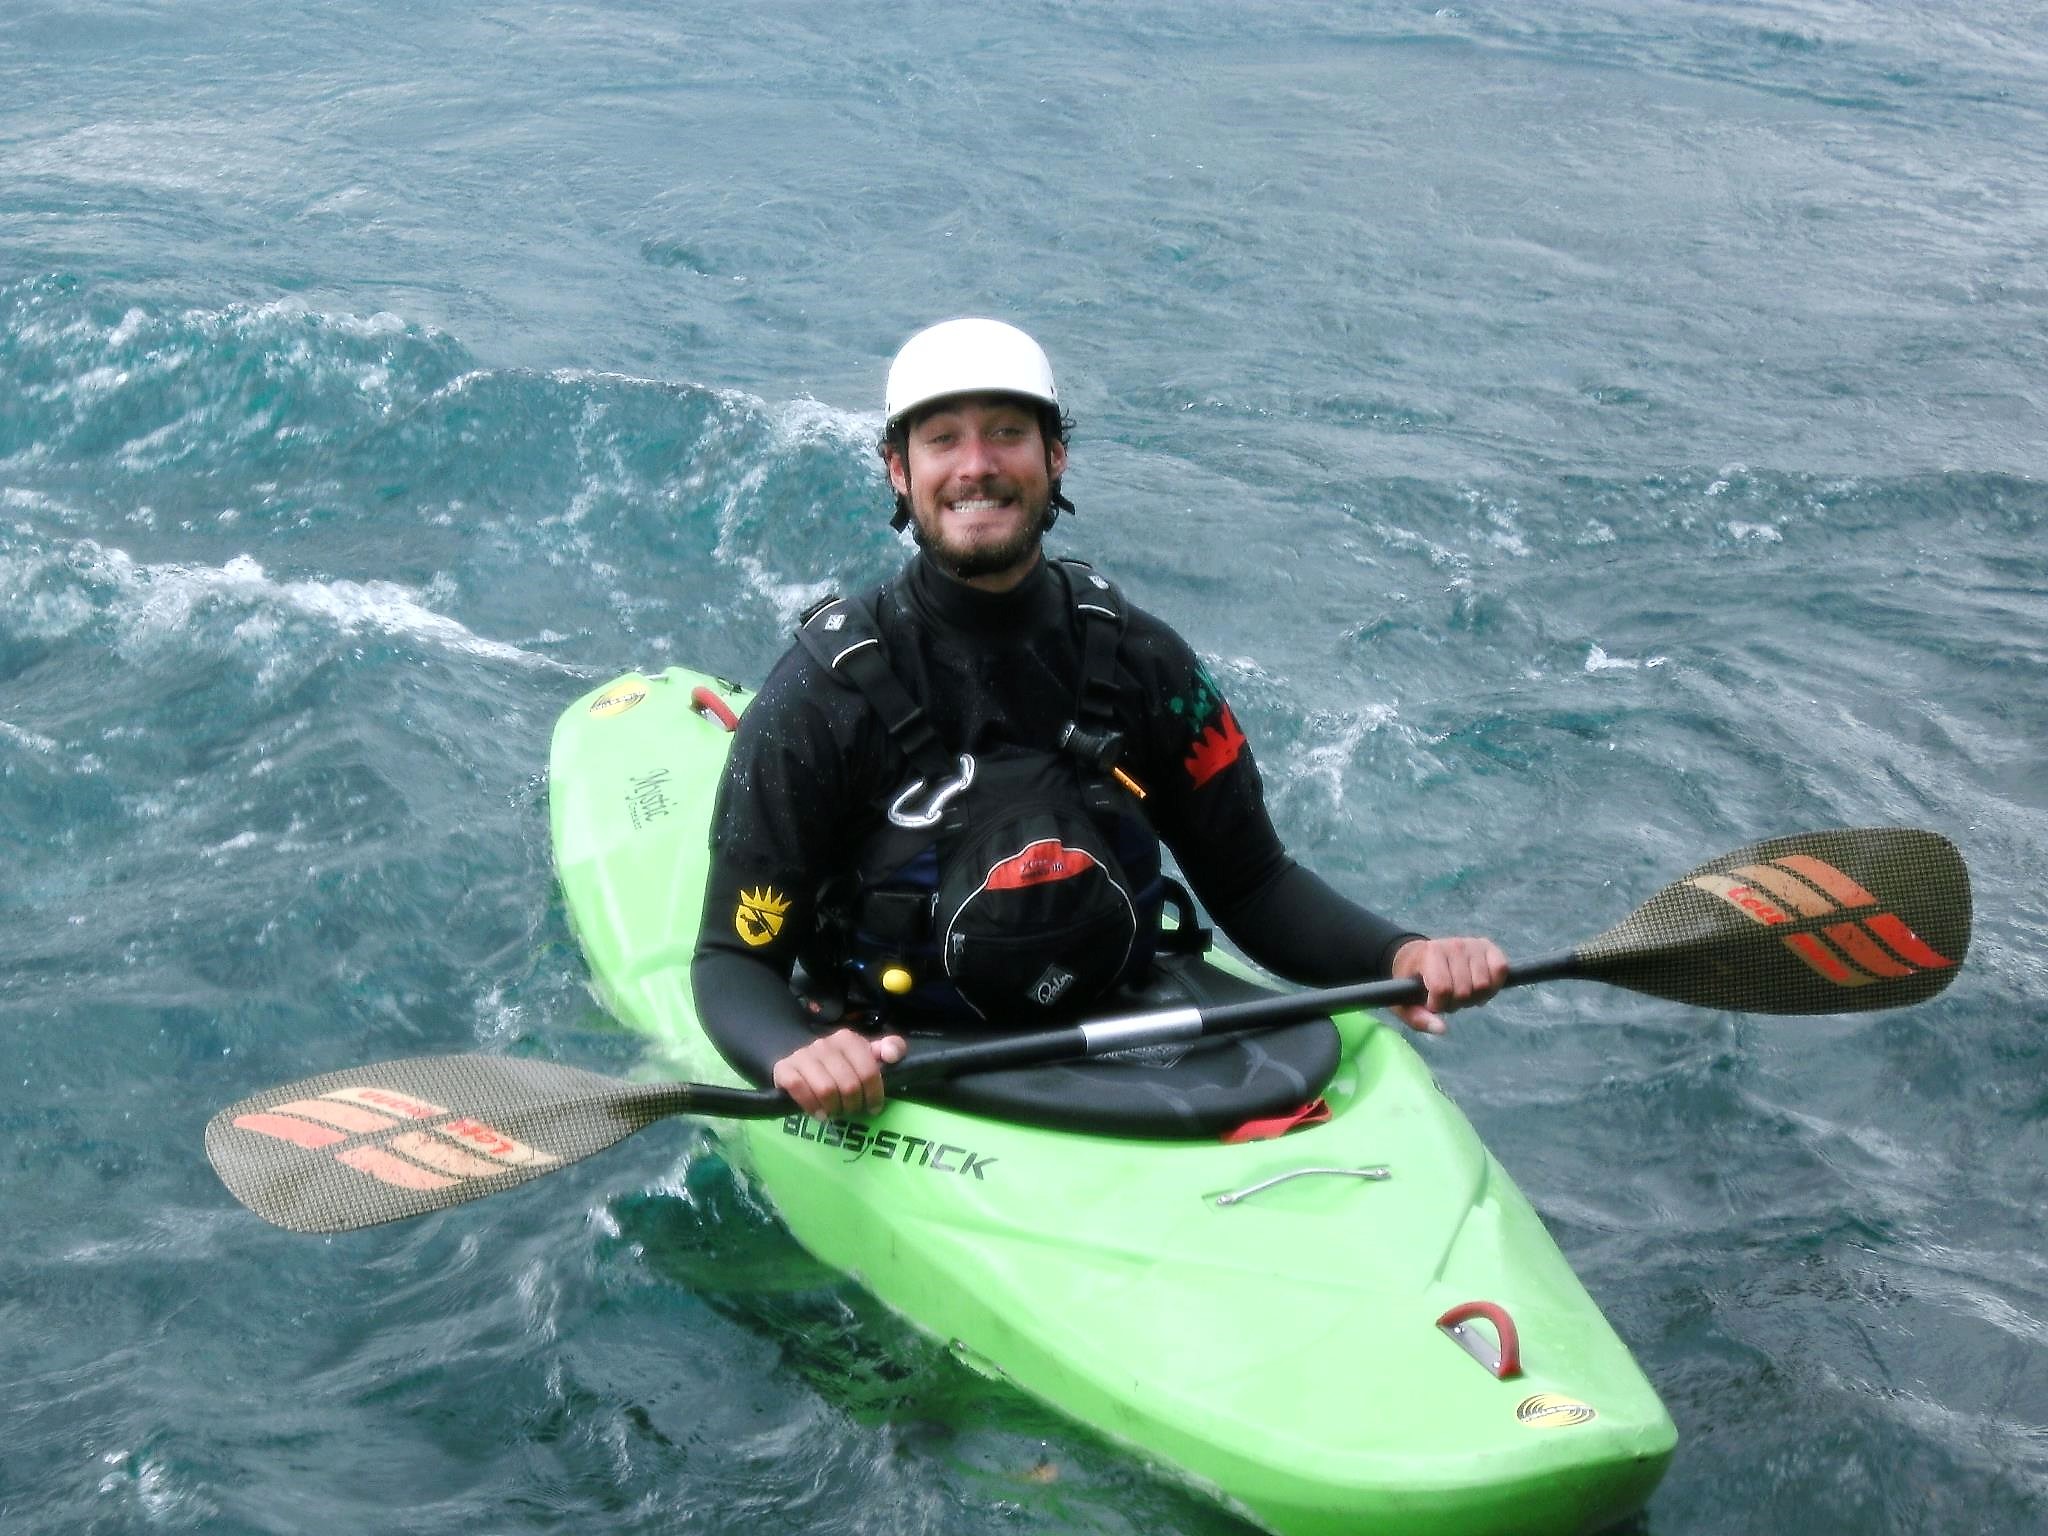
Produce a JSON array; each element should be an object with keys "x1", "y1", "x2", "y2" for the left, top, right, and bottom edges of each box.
[{"x1": 953, "y1": 432, "x2": 997, "y2": 477}]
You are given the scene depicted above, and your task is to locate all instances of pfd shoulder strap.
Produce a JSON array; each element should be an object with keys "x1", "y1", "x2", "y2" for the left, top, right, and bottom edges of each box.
[
  {"x1": 1053, "y1": 558, "x2": 1139, "y2": 817},
  {"x1": 795, "y1": 587, "x2": 954, "y2": 779},
  {"x1": 1054, "y1": 556, "x2": 1127, "y2": 735}
]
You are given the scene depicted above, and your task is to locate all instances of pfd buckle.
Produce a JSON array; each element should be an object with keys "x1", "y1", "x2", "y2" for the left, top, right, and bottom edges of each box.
[
  {"x1": 887, "y1": 754, "x2": 976, "y2": 829},
  {"x1": 1059, "y1": 721, "x2": 1125, "y2": 772}
]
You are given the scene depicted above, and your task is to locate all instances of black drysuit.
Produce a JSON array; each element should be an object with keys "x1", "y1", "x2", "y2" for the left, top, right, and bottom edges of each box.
[{"x1": 691, "y1": 552, "x2": 1421, "y2": 1081}]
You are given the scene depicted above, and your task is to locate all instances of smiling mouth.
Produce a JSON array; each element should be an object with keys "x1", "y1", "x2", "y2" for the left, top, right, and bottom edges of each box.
[{"x1": 942, "y1": 497, "x2": 1026, "y2": 527}]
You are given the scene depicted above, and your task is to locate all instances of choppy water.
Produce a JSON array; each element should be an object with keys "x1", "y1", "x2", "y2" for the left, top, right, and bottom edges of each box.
[{"x1": 4, "y1": 3, "x2": 2045, "y2": 1532}]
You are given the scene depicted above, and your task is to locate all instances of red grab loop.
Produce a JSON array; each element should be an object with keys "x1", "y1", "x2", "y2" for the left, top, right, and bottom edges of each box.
[
  {"x1": 1435, "y1": 1301, "x2": 1523, "y2": 1380},
  {"x1": 691, "y1": 686, "x2": 740, "y2": 732},
  {"x1": 1218, "y1": 1097, "x2": 1333, "y2": 1144}
]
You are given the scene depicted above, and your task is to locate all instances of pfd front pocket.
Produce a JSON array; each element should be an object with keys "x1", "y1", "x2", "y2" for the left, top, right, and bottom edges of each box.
[{"x1": 940, "y1": 891, "x2": 1138, "y2": 1020}]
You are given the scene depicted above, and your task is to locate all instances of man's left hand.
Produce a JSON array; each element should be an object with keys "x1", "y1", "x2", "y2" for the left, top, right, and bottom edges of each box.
[{"x1": 1388, "y1": 936, "x2": 1509, "y2": 1036}]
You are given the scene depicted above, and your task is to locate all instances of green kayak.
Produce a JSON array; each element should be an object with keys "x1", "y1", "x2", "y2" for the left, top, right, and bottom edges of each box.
[{"x1": 548, "y1": 664, "x2": 1677, "y2": 1536}]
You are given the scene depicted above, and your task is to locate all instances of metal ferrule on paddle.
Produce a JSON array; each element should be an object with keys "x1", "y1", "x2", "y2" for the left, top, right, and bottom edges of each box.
[{"x1": 882, "y1": 951, "x2": 1583, "y2": 1090}]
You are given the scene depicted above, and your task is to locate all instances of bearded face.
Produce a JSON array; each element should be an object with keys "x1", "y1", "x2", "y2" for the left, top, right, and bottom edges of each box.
[{"x1": 888, "y1": 394, "x2": 1066, "y2": 587}]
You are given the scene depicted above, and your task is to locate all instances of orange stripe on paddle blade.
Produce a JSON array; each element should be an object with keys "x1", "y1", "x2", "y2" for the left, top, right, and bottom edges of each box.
[
  {"x1": 233, "y1": 1112, "x2": 346, "y2": 1150},
  {"x1": 335, "y1": 1145, "x2": 459, "y2": 1191},
  {"x1": 1863, "y1": 912, "x2": 1956, "y2": 969},
  {"x1": 1782, "y1": 932, "x2": 1876, "y2": 987},
  {"x1": 1732, "y1": 863, "x2": 1836, "y2": 917},
  {"x1": 272, "y1": 1098, "x2": 398, "y2": 1134},
  {"x1": 1772, "y1": 856, "x2": 1876, "y2": 908},
  {"x1": 388, "y1": 1132, "x2": 512, "y2": 1180},
  {"x1": 1821, "y1": 922, "x2": 1915, "y2": 979}
]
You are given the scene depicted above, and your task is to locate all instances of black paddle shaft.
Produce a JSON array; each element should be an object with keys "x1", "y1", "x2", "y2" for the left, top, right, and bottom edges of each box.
[
  {"x1": 206, "y1": 826, "x2": 1968, "y2": 1233},
  {"x1": 883, "y1": 952, "x2": 1581, "y2": 1090}
]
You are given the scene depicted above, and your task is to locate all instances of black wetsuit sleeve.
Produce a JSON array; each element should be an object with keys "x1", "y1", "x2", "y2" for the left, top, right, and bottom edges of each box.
[
  {"x1": 1123, "y1": 623, "x2": 1422, "y2": 984},
  {"x1": 690, "y1": 944, "x2": 818, "y2": 1082},
  {"x1": 1203, "y1": 856, "x2": 1421, "y2": 985},
  {"x1": 690, "y1": 656, "x2": 856, "y2": 1084}
]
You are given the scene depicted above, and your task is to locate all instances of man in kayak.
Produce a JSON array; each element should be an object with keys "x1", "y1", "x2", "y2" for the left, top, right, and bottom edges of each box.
[{"x1": 693, "y1": 318, "x2": 1507, "y2": 1120}]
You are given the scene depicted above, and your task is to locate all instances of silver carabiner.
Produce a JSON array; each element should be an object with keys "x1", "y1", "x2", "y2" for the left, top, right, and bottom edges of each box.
[{"x1": 887, "y1": 754, "x2": 976, "y2": 829}]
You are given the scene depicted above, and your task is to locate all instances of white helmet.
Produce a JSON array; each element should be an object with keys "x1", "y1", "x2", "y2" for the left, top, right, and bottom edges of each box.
[{"x1": 883, "y1": 318, "x2": 1059, "y2": 428}]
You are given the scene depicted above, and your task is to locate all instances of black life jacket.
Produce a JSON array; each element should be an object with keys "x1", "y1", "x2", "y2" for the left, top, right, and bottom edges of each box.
[{"x1": 796, "y1": 560, "x2": 1194, "y2": 1024}]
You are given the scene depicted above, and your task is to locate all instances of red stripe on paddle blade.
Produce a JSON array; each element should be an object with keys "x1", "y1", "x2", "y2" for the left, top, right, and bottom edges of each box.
[
  {"x1": 1781, "y1": 932, "x2": 1876, "y2": 987},
  {"x1": 273, "y1": 1098, "x2": 398, "y2": 1134},
  {"x1": 1863, "y1": 912, "x2": 1957, "y2": 969},
  {"x1": 232, "y1": 1112, "x2": 346, "y2": 1150},
  {"x1": 1821, "y1": 922, "x2": 1915, "y2": 979}
]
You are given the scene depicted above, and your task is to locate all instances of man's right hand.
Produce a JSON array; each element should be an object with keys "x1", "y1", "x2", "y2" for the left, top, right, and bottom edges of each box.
[{"x1": 772, "y1": 1028, "x2": 910, "y2": 1121}]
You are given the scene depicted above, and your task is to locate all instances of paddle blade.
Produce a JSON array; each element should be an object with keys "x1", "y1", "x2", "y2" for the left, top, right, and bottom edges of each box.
[
  {"x1": 1573, "y1": 827, "x2": 1970, "y2": 1015},
  {"x1": 206, "y1": 1055, "x2": 688, "y2": 1233}
]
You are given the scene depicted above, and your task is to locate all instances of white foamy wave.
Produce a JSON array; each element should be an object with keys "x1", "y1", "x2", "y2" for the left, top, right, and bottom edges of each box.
[
  {"x1": 1462, "y1": 488, "x2": 1533, "y2": 557},
  {"x1": 1289, "y1": 707, "x2": 1395, "y2": 810},
  {"x1": 727, "y1": 553, "x2": 836, "y2": 631},
  {"x1": 11, "y1": 538, "x2": 571, "y2": 676},
  {"x1": 472, "y1": 981, "x2": 527, "y2": 1044},
  {"x1": 1585, "y1": 643, "x2": 1669, "y2": 673},
  {"x1": 704, "y1": 393, "x2": 865, "y2": 628},
  {"x1": 56, "y1": 294, "x2": 425, "y2": 359},
  {"x1": 1727, "y1": 521, "x2": 1785, "y2": 542},
  {"x1": 1372, "y1": 520, "x2": 1467, "y2": 571},
  {"x1": 194, "y1": 296, "x2": 415, "y2": 341},
  {"x1": 427, "y1": 368, "x2": 493, "y2": 401},
  {"x1": 547, "y1": 365, "x2": 656, "y2": 391},
  {"x1": 4, "y1": 486, "x2": 69, "y2": 513},
  {"x1": 536, "y1": 372, "x2": 878, "y2": 451},
  {"x1": 1, "y1": 719, "x2": 60, "y2": 754},
  {"x1": 95, "y1": 1448, "x2": 221, "y2": 1526},
  {"x1": 762, "y1": 392, "x2": 882, "y2": 451},
  {"x1": 11, "y1": 297, "x2": 451, "y2": 473}
]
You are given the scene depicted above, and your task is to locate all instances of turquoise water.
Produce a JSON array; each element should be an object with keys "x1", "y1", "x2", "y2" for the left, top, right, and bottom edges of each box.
[{"x1": 4, "y1": 2, "x2": 2044, "y2": 1531}]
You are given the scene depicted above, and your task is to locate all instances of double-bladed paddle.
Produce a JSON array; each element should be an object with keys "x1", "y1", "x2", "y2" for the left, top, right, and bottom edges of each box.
[{"x1": 206, "y1": 825, "x2": 1969, "y2": 1234}]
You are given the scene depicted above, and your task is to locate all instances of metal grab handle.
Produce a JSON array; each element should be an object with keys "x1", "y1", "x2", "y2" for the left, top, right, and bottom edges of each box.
[
  {"x1": 1209, "y1": 1166, "x2": 1390, "y2": 1207},
  {"x1": 1436, "y1": 1300, "x2": 1523, "y2": 1380},
  {"x1": 887, "y1": 754, "x2": 976, "y2": 829}
]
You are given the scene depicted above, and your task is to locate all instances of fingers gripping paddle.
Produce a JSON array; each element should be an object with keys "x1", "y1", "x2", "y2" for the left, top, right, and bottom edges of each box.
[{"x1": 207, "y1": 826, "x2": 1969, "y2": 1233}]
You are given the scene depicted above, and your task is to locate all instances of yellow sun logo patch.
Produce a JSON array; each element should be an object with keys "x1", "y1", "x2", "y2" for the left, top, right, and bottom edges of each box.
[{"x1": 734, "y1": 887, "x2": 792, "y2": 948}]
